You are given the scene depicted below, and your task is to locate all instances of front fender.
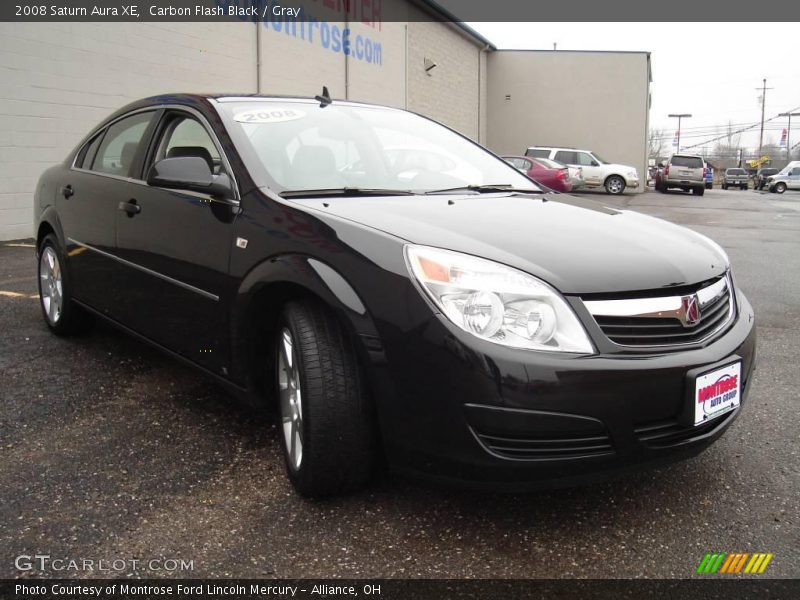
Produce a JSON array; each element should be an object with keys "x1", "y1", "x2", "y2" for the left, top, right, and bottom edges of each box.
[{"x1": 230, "y1": 253, "x2": 384, "y2": 389}]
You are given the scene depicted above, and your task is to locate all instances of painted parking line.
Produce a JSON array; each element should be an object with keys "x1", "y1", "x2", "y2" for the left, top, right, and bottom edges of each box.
[
  {"x1": 4, "y1": 243, "x2": 35, "y2": 248},
  {"x1": 0, "y1": 291, "x2": 38, "y2": 299}
]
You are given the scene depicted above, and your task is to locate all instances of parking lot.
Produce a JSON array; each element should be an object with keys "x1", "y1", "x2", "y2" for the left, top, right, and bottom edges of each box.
[{"x1": 1, "y1": 187, "x2": 798, "y2": 579}]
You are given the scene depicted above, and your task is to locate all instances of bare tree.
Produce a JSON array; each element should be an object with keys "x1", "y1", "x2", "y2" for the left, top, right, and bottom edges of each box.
[
  {"x1": 648, "y1": 128, "x2": 666, "y2": 161},
  {"x1": 725, "y1": 121, "x2": 742, "y2": 149}
]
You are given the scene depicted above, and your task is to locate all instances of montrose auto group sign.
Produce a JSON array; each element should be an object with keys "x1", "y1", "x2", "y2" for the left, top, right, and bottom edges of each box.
[{"x1": 216, "y1": 0, "x2": 384, "y2": 66}]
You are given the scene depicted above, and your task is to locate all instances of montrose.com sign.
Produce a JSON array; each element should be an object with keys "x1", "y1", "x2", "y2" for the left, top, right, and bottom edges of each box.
[{"x1": 216, "y1": 0, "x2": 384, "y2": 66}]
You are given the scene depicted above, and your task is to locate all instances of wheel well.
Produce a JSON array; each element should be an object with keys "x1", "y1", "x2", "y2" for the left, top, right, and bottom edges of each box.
[
  {"x1": 604, "y1": 174, "x2": 624, "y2": 184},
  {"x1": 36, "y1": 221, "x2": 55, "y2": 250},
  {"x1": 241, "y1": 282, "x2": 370, "y2": 407}
]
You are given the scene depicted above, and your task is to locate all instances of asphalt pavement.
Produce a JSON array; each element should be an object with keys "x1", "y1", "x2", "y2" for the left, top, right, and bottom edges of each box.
[{"x1": 1, "y1": 187, "x2": 798, "y2": 579}]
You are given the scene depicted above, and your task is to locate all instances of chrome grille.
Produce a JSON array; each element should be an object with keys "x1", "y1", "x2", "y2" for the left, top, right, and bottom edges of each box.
[{"x1": 584, "y1": 274, "x2": 734, "y2": 347}]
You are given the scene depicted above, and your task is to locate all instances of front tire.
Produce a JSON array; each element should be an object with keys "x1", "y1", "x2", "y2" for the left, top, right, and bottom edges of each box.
[
  {"x1": 774, "y1": 182, "x2": 787, "y2": 194},
  {"x1": 37, "y1": 234, "x2": 92, "y2": 335},
  {"x1": 604, "y1": 175, "x2": 626, "y2": 195},
  {"x1": 275, "y1": 300, "x2": 376, "y2": 496}
]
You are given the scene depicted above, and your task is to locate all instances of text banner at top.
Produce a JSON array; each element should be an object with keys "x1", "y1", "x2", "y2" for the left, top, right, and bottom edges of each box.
[{"x1": 3, "y1": 0, "x2": 800, "y2": 22}]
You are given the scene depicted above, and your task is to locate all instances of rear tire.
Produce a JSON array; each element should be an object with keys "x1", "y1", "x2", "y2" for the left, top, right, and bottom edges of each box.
[
  {"x1": 37, "y1": 234, "x2": 93, "y2": 336},
  {"x1": 692, "y1": 187, "x2": 705, "y2": 196},
  {"x1": 604, "y1": 175, "x2": 626, "y2": 195},
  {"x1": 275, "y1": 300, "x2": 376, "y2": 497}
]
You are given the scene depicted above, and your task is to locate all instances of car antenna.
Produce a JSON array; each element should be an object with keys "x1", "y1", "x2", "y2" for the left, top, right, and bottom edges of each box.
[{"x1": 315, "y1": 86, "x2": 332, "y2": 108}]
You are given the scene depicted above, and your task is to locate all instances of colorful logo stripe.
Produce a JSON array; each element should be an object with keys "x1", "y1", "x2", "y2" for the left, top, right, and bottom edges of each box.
[{"x1": 697, "y1": 552, "x2": 773, "y2": 574}]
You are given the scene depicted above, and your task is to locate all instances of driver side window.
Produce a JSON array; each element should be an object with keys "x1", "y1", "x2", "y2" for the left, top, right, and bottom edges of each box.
[
  {"x1": 576, "y1": 152, "x2": 596, "y2": 167},
  {"x1": 156, "y1": 115, "x2": 223, "y2": 175}
]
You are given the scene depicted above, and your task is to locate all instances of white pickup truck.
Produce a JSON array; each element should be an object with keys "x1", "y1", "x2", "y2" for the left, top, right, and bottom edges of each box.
[{"x1": 525, "y1": 146, "x2": 640, "y2": 195}]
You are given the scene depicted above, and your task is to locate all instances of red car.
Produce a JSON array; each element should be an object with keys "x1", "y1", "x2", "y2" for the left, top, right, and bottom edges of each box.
[{"x1": 503, "y1": 155, "x2": 573, "y2": 192}]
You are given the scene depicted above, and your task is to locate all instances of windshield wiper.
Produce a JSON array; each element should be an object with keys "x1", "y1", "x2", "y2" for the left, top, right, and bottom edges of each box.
[
  {"x1": 280, "y1": 187, "x2": 415, "y2": 198},
  {"x1": 423, "y1": 184, "x2": 541, "y2": 195}
]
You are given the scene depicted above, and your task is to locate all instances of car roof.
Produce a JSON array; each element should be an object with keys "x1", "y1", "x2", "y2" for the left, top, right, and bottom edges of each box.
[
  {"x1": 102, "y1": 93, "x2": 405, "y2": 128},
  {"x1": 526, "y1": 146, "x2": 592, "y2": 153}
]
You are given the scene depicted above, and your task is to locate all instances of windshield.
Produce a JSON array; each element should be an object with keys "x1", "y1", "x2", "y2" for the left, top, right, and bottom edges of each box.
[
  {"x1": 727, "y1": 169, "x2": 745, "y2": 175},
  {"x1": 217, "y1": 100, "x2": 539, "y2": 195}
]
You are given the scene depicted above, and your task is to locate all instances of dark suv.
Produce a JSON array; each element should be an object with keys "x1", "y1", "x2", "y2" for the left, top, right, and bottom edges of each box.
[
  {"x1": 34, "y1": 94, "x2": 756, "y2": 496},
  {"x1": 755, "y1": 168, "x2": 779, "y2": 190}
]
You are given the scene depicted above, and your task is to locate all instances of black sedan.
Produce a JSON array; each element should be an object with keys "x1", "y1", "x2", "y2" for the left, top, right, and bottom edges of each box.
[{"x1": 34, "y1": 93, "x2": 756, "y2": 496}]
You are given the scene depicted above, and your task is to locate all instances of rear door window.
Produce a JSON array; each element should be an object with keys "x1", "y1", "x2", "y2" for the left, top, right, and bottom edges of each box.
[
  {"x1": 525, "y1": 149, "x2": 551, "y2": 158},
  {"x1": 91, "y1": 111, "x2": 155, "y2": 178},
  {"x1": 554, "y1": 151, "x2": 578, "y2": 164},
  {"x1": 77, "y1": 132, "x2": 104, "y2": 170}
]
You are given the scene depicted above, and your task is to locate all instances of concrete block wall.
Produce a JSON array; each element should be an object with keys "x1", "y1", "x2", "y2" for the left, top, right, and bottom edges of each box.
[
  {"x1": 486, "y1": 50, "x2": 651, "y2": 190},
  {"x1": 406, "y1": 15, "x2": 487, "y2": 142},
  {"x1": 0, "y1": 22, "x2": 256, "y2": 240}
]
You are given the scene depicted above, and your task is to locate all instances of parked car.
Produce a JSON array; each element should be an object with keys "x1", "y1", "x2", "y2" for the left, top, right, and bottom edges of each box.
[
  {"x1": 35, "y1": 94, "x2": 755, "y2": 496},
  {"x1": 722, "y1": 168, "x2": 749, "y2": 190},
  {"x1": 525, "y1": 146, "x2": 639, "y2": 195},
  {"x1": 704, "y1": 163, "x2": 714, "y2": 189},
  {"x1": 755, "y1": 168, "x2": 779, "y2": 190},
  {"x1": 766, "y1": 164, "x2": 800, "y2": 193},
  {"x1": 503, "y1": 155, "x2": 573, "y2": 192},
  {"x1": 655, "y1": 154, "x2": 707, "y2": 195}
]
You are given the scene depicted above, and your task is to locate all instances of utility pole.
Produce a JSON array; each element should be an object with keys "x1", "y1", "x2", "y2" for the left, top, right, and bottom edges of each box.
[
  {"x1": 779, "y1": 112, "x2": 800, "y2": 162},
  {"x1": 756, "y1": 79, "x2": 774, "y2": 158},
  {"x1": 668, "y1": 113, "x2": 692, "y2": 152}
]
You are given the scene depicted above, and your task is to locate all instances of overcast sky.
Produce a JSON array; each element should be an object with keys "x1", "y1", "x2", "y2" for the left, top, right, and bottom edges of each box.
[{"x1": 469, "y1": 23, "x2": 800, "y2": 155}]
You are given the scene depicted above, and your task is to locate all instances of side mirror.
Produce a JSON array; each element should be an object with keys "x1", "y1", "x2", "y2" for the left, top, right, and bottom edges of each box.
[
  {"x1": 591, "y1": 161, "x2": 599, "y2": 167},
  {"x1": 147, "y1": 157, "x2": 233, "y2": 199},
  {"x1": 658, "y1": 163, "x2": 664, "y2": 168}
]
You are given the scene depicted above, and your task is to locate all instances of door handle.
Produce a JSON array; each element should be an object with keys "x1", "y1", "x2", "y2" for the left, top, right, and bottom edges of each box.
[
  {"x1": 118, "y1": 199, "x2": 141, "y2": 217},
  {"x1": 61, "y1": 185, "x2": 74, "y2": 199}
]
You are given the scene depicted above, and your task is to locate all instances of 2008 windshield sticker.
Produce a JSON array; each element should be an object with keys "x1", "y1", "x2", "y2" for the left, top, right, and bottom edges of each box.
[{"x1": 233, "y1": 108, "x2": 306, "y2": 124}]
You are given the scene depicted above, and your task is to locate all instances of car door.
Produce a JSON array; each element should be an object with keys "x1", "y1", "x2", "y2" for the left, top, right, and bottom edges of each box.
[
  {"x1": 554, "y1": 150, "x2": 602, "y2": 186},
  {"x1": 789, "y1": 167, "x2": 800, "y2": 189},
  {"x1": 58, "y1": 110, "x2": 157, "y2": 317},
  {"x1": 114, "y1": 108, "x2": 238, "y2": 374},
  {"x1": 574, "y1": 151, "x2": 604, "y2": 185}
]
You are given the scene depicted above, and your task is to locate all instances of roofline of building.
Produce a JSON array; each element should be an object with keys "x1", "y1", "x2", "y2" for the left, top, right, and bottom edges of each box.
[
  {"x1": 492, "y1": 48, "x2": 651, "y2": 56},
  {"x1": 413, "y1": 1, "x2": 497, "y2": 49}
]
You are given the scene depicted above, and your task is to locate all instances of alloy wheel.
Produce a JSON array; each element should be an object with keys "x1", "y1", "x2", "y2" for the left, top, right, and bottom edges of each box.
[
  {"x1": 39, "y1": 246, "x2": 63, "y2": 325},
  {"x1": 278, "y1": 327, "x2": 303, "y2": 471},
  {"x1": 606, "y1": 176, "x2": 624, "y2": 194}
]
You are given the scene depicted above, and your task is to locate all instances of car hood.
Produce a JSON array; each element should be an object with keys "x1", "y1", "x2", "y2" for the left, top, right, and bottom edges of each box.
[
  {"x1": 606, "y1": 163, "x2": 637, "y2": 175},
  {"x1": 291, "y1": 192, "x2": 728, "y2": 295}
]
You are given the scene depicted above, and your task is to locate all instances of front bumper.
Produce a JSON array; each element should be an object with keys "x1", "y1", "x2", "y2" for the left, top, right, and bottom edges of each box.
[
  {"x1": 625, "y1": 176, "x2": 640, "y2": 188},
  {"x1": 370, "y1": 291, "x2": 756, "y2": 490}
]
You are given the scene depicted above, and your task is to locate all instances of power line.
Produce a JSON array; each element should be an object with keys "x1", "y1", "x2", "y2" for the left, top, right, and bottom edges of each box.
[{"x1": 679, "y1": 104, "x2": 800, "y2": 150}]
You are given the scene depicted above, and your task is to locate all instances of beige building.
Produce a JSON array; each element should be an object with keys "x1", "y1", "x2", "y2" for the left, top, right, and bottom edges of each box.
[
  {"x1": 0, "y1": 3, "x2": 651, "y2": 241},
  {"x1": 487, "y1": 50, "x2": 652, "y2": 185}
]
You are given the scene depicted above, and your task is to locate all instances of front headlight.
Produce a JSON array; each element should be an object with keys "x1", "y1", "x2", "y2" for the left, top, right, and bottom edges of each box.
[
  {"x1": 627, "y1": 170, "x2": 638, "y2": 179},
  {"x1": 405, "y1": 245, "x2": 594, "y2": 353}
]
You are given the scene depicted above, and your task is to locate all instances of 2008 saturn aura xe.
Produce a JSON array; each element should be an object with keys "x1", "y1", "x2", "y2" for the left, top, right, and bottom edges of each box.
[{"x1": 34, "y1": 93, "x2": 756, "y2": 496}]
